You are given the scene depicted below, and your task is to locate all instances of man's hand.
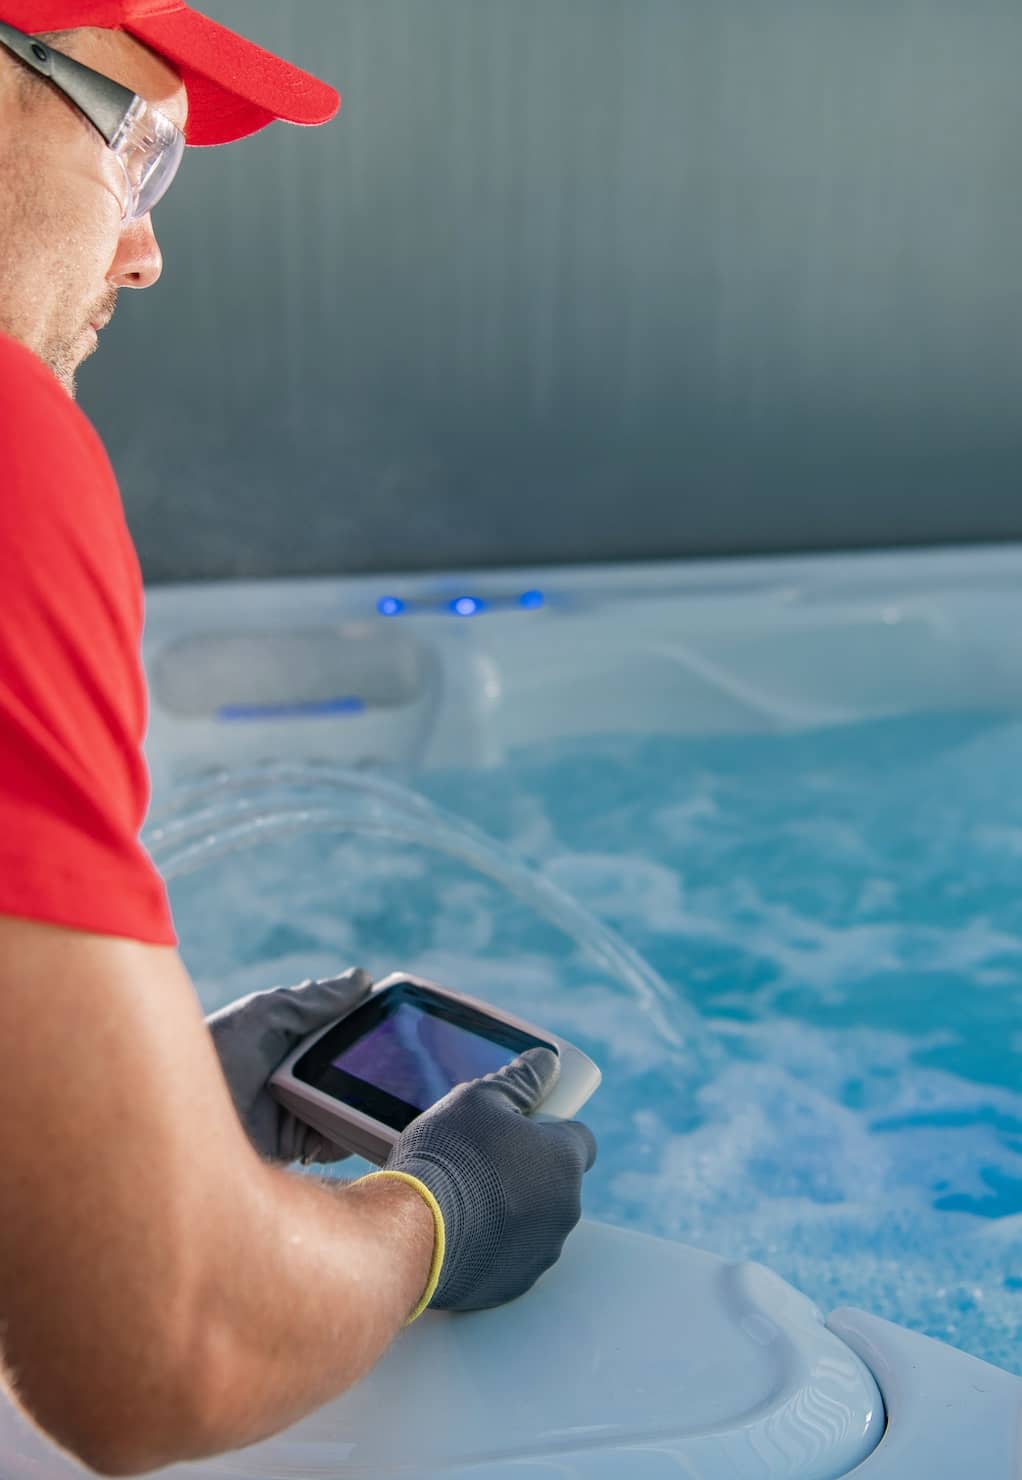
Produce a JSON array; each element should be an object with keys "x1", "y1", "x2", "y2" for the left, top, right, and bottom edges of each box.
[
  {"x1": 206, "y1": 967, "x2": 373, "y2": 1164},
  {"x1": 371, "y1": 1046, "x2": 598, "y2": 1311}
]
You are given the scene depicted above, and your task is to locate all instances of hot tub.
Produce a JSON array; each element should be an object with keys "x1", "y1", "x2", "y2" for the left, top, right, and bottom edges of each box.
[{"x1": 4, "y1": 544, "x2": 1022, "y2": 1478}]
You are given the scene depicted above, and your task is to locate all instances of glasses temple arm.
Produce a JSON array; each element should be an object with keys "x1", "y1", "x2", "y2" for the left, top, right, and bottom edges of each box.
[{"x1": 0, "y1": 20, "x2": 134, "y2": 146}]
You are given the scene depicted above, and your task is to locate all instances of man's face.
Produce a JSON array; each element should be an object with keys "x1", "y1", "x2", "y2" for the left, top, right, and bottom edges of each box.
[{"x1": 0, "y1": 27, "x2": 187, "y2": 397}]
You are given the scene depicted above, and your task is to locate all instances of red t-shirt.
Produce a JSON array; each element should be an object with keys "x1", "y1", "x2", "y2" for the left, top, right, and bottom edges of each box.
[{"x1": 0, "y1": 332, "x2": 176, "y2": 945}]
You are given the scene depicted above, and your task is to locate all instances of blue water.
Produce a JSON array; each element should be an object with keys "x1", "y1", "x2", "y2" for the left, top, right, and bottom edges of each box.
[{"x1": 166, "y1": 708, "x2": 1022, "y2": 1375}]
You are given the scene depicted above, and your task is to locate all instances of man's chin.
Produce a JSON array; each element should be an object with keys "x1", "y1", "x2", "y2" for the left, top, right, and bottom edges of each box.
[
  {"x1": 50, "y1": 361, "x2": 79, "y2": 399},
  {"x1": 49, "y1": 335, "x2": 96, "y2": 399}
]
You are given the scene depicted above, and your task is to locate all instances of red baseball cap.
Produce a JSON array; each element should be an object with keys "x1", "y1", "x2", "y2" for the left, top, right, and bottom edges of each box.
[{"x1": 0, "y1": 0, "x2": 340, "y2": 145}]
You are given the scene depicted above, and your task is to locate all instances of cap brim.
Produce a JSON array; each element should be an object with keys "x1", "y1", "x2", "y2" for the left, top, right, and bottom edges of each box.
[{"x1": 124, "y1": 5, "x2": 340, "y2": 146}]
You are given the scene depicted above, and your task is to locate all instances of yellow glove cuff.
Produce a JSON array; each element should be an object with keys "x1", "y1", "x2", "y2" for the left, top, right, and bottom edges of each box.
[{"x1": 352, "y1": 1170, "x2": 446, "y2": 1324}]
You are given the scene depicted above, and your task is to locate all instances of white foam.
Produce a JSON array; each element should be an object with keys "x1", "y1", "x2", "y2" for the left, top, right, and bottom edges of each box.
[{"x1": 163, "y1": 711, "x2": 1022, "y2": 1373}]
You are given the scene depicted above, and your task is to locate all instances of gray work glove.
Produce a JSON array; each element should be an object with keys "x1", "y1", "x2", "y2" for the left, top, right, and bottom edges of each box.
[
  {"x1": 206, "y1": 967, "x2": 373, "y2": 1165},
  {"x1": 382, "y1": 1046, "x2": 597, "y2": 1311}
]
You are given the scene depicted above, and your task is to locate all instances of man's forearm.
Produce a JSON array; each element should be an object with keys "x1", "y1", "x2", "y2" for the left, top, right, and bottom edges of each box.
[
  {"x1": 162, "y1": 1169, "x2": 435, "y2": 1469},
  {"x1": 0, "y1": 925, "x2": 437, "y2": 1479},
  {"x1": 83, "y1": 1168, "x2": 435, "y2": 1475}
]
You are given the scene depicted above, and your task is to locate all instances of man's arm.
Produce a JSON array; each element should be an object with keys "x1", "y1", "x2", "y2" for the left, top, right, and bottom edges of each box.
[{"x1": 0, "y1": 914, "x2": 435, "y2": 1477}]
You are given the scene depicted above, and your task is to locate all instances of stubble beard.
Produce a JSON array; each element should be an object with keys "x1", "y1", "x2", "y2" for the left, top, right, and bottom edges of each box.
[
  {"x1": 44, "y1": 285, "x2": 117, "y2": 399},
  {"x1": 0, "y1": 161, "x2": 117, "y2": 399}
]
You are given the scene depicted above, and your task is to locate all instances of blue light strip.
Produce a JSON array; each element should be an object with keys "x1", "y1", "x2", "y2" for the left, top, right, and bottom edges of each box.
[
  {"x1": 217, "y1": 696, "x2": 367, "y2": 722},
  {"x1": 376, "y1": 590, "x2": 546, "y2": 617}
]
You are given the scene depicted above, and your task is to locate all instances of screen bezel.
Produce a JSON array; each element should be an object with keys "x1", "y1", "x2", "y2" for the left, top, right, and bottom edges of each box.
[{"x1": 292, "y1": 980, "x2": 556, "y2": 1131}]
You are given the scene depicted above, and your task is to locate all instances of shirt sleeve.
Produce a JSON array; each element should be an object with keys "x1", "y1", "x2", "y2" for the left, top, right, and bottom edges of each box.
[{"x1": 0, "y1": 335, "x2": 177, "y2": 946}]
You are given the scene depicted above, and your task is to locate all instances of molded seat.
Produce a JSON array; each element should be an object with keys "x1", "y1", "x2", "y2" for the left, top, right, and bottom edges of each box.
[{"x1": 176, "y1": 1222, "x2": 883, "y2": 1477}]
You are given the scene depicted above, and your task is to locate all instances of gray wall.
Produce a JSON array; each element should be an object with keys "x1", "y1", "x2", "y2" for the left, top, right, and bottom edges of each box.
[{"x1": 79, "y1": 0, "x2": 1022, "y2": 584}]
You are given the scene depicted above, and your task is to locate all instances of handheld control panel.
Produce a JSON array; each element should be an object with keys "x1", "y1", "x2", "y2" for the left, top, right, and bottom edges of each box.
[{"x1": 270, "y1": 972, "x2": 602, "y2": 1164}]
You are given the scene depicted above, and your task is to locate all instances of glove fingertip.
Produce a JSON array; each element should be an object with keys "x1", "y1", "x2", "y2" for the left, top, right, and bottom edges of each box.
[
  {"x1": 519, "y1": 1044, "x2": 561, "y2": 1086},
  {"x1": 301, "y1": 1137, "x2": 352, "y2": 1166},
  {"x1": 325, "y1": 965, "x2": 373, "y2": 995},
  {"x1": 543, "y1": 1116, "x2": 597, "y2": 1172},
  {"x1": 574, "y1": 1120, "x2": 598, "y2": 1172},
  {"x1": 289, "y1": 967, "x2": 374, "y2": 1015},
  {"x1": 481, "y1": 1045, "x2": 561, "y2": 1112}
]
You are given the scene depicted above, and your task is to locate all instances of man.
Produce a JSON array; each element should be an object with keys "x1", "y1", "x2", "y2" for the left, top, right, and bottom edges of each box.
[{"x1": 0, "y1": 5, "x2": 596, "y2": 1474}]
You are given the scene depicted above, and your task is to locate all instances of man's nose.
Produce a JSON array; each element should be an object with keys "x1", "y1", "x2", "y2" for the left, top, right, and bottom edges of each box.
[{"x1": 108, "y1": 214, "x2": 163, "y2": 290}]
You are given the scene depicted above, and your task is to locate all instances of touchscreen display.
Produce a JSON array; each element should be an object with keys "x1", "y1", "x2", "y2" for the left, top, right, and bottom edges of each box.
[{"x1": 330, "y1": 1001, "x2": 518, "y2": 1110}]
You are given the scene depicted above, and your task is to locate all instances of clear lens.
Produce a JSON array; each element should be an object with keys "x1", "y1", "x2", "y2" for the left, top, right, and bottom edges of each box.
[{"x1": 108, "y1": 95, "x2": 185, "y2": 222}]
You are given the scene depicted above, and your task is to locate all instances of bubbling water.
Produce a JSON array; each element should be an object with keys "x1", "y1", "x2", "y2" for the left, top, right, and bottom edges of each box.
[{"x1": 158, "y1": 708, "x2": 1022, "y2": 1374}]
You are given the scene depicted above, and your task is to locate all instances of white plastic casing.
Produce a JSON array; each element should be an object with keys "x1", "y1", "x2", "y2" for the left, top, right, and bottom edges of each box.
[{"x1": 269, "y1": 971, "x2": 602, "y2": 1163}]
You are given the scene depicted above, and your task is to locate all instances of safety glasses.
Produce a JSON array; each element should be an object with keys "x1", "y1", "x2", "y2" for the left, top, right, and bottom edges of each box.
[{"x1": 0, "y1": 18, "x2": 184, "y2": 222}]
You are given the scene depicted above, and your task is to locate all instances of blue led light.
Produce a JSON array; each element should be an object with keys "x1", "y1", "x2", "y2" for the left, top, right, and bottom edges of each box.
[
  {"x1": 377, "y1": 596, "x2": 405, "y2": 616},
  {"x1": 217, "y1": 696, "x2": 366, "y2": 722},
  {"x1": 519, "y1": 589, "x2": 545, "y2": 609},
  {"x1": 450, "y1": 596, "x2": 484, "y2": 617}
]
